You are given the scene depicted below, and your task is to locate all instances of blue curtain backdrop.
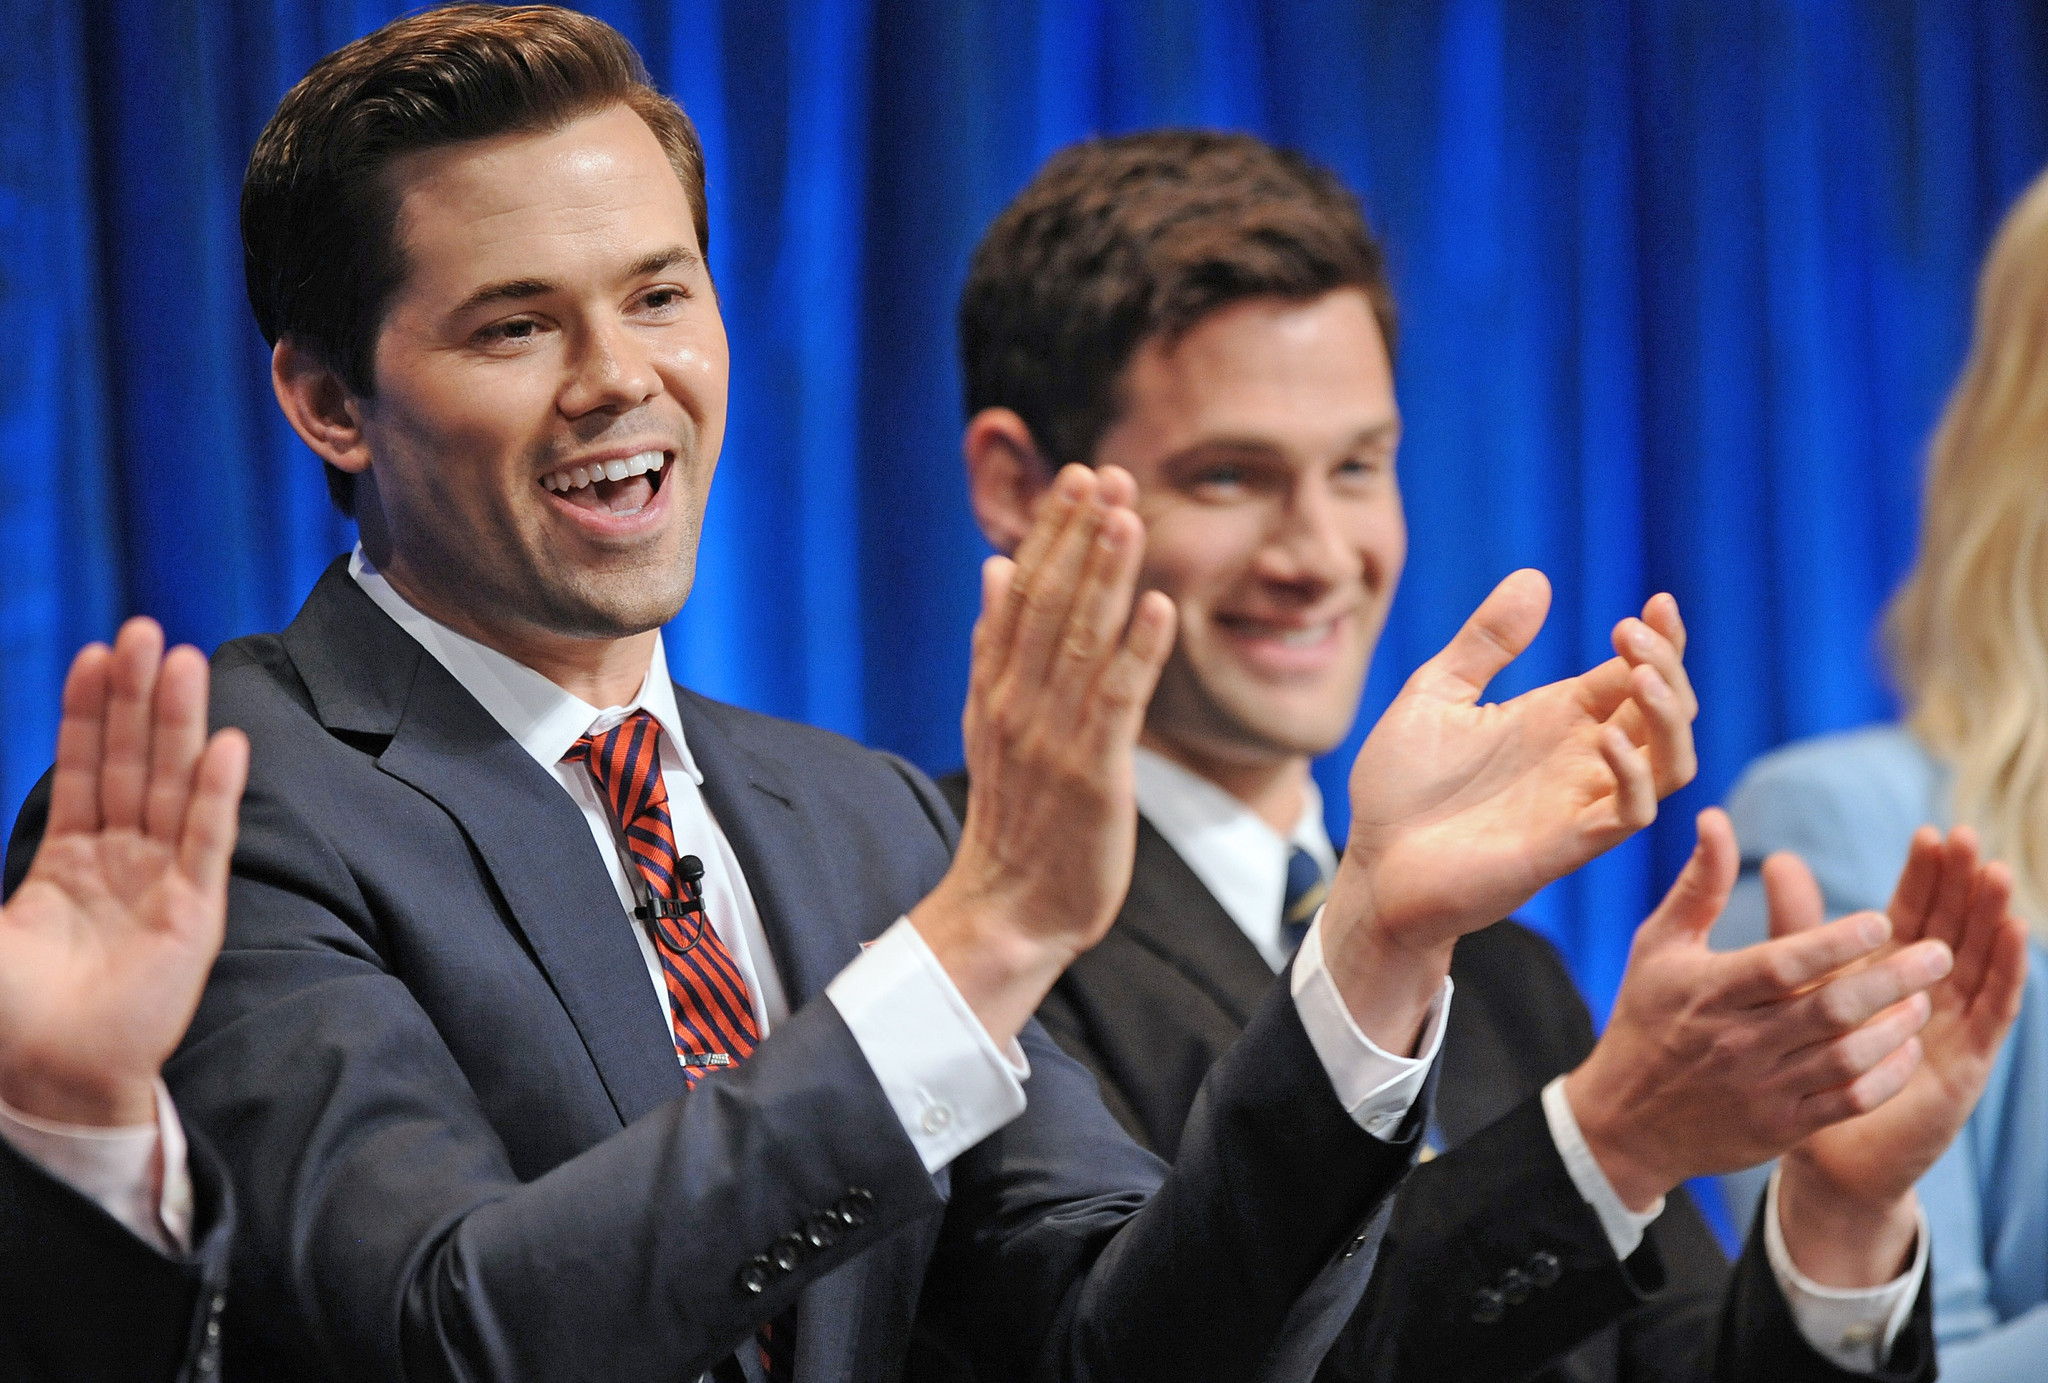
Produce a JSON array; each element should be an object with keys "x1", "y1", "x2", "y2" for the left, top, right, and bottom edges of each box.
[{"x1": 5, "y1": 2, "x2": 2046, "y2": 1026}]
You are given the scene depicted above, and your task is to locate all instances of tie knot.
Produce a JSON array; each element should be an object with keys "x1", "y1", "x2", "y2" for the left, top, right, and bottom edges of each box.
[{"x1": 567, "y1": 710, "x2": 666, "y2": 834}]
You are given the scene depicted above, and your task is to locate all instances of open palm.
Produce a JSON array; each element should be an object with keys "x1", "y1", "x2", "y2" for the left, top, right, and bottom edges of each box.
[
  {"x1": 0, "y1": 620, "x2": 246, "y2": 1126},
  {"x1": 1340, "y1": 571, "x2": 1697, "y2": 950},
  {"x1": 1787, "y1": 826, "x2": 2029, "y2": 1206}
]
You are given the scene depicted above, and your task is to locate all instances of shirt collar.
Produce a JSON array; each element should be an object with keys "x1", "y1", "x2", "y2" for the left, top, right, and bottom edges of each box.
[
  {"x1": 348, "y1": 544, "x2": 701, "y2": 782},
  {"x1": 1132, "y1": 744, "x2": 1336, "y2": 970}
]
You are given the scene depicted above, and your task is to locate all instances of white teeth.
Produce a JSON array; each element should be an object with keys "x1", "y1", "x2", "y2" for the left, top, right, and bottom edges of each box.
[
  {"x1": 540, "y1": 450, "x2": 666, "y2": 494},
  {"x1": 1275, "y1": 623, "x2": 1333, "y2": 647}
]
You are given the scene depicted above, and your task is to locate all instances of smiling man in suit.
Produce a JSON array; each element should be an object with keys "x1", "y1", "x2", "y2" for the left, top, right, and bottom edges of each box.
[
  {"x1": 0, "y1": 8, "x2": 1788, "y2": 1382},
  {"x1": 946, "y1": 131, "x2": 2027, "y2": 1383}
]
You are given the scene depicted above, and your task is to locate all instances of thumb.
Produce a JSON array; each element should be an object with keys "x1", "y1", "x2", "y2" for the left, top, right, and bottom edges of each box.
[
  {"x1": 1640, "y1": 807, "x2": 1738, "y2": 947},
  {"x1": 1762, "y1": 850, "x2": 1825, "y2": 941},
  {"x1": 1412, "y1": 568, "x2": 1552, "y2": 703}
]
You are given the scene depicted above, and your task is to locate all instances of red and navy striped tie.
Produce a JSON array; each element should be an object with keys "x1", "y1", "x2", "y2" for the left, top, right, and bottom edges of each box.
[{"x1": 566, "y1": 711, "x2": 759, "y2": 1085}]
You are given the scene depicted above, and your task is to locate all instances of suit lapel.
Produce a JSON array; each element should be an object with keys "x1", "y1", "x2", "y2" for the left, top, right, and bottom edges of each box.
[
  {"x1": 671, "y1": 691, "x2": 863, "y2": 1006},
  {"x1": 283, "y1": 565, "x2": 687, "y2": 1128},
  {"x1": 1118, "y1": 818, "x2": 1277, "y2": 1025}
]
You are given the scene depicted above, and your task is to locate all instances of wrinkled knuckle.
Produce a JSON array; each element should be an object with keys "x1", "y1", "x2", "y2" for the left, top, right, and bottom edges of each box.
[
  {"x1": 1814, "y1": 985, "x2": 1860, "y2": 1033},
  {"x1": 1761, "y1": 951, "x2": 1804, "y2": 994}
]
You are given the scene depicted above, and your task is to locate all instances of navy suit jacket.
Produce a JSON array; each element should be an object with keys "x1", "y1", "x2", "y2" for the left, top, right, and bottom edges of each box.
[{"x1": 5, "y1": 559, "x2": 1429, "y2": 1383}]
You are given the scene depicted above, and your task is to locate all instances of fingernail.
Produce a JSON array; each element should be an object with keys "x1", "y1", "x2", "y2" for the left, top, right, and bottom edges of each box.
[
  {"x1": 1923, "y1": 942, "x2": 1954, "y2": 980},
  {"x1": 1859, "y1": 914, "x2": 1889, "y2": 948},
  {"x1": 1630, "y1": 625, "x2": 1654, "y2": 653}
]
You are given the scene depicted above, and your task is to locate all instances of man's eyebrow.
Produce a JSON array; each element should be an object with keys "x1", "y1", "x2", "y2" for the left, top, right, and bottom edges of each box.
[{"x1": 450, "y1": 248, "x2": 702, "y2": 316}]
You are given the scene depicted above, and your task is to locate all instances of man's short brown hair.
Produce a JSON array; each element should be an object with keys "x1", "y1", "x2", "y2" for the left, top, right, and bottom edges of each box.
[
  {"x1": 242, "y1": 3, "x2": 707, "y2": 516},
  {"x1": 960, "y1": 130, "x2": 1397, "y2": 470}
]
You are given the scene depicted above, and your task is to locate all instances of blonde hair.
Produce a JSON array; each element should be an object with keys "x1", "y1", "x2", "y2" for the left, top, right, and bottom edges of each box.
[{"x1": 1889, "y1": 165, "x2": 2048, "y2": 939}]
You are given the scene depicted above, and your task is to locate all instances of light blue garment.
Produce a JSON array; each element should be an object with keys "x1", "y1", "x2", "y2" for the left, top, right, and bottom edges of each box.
[{"x1": 1711, "y1": 725, "x2": 2048, "y2": 1378}]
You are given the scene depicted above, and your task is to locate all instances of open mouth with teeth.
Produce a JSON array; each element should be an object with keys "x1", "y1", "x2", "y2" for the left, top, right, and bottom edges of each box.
[{"x1": 539, "y1": 449, "x2": 671, "y2": 517}]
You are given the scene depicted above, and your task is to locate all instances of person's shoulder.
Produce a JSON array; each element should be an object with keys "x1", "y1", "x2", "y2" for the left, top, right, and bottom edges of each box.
[
  {"x1": 673, "y1": 688, "x2": 955, "y2": 835},
  {"x1": 1726, "y1": 723, "x2": 1945, "y2": 847},
  {"x1": 1723, "y1": 723, "x2": 1944, "y2": 910}
]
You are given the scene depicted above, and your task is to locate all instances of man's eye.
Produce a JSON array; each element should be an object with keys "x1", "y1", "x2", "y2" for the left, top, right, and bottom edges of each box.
[
  {"x1": 1194, "y1": 467, "x2": 1246, "y2": 489},
  {"x1": 477, "y1": 319, "x2": 539, "y2": 344},
  {"x1": 640, "y1": 287, "x2": 688, "y2": 312}
]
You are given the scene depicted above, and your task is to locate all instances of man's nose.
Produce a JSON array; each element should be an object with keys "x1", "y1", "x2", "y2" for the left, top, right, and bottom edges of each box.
[
  {"x1": 1260, "y1": 481, "x2": 1358, "y2": 587},
  {"x1": 560, "y1": 317, "x2": 660, "y2": 417}
]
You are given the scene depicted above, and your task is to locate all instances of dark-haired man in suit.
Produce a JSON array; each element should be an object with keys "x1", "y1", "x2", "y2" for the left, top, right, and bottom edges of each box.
[
  {"x1": 946, "y1": 130, "x2": 2027, "y2": 1382},
  {"x1": 4, "y1": 9, "x2": 1771, "y2": 1383}
]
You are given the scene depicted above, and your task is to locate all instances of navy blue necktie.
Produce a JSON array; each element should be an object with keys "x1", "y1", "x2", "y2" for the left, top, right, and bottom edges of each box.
[{"x1": 1281, "y1": 846, "x2": 1329, "y2": 955}]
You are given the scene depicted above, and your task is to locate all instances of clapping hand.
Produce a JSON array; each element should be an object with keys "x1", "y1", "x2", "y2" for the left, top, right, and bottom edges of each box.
[
  {"x1": 0, "y1": 619, "x2": 247, "y2": 1127},
  {"x1": 1775, "y1": 826, "x2": 2028, "y2": 1285},
  {"x1": 1319, "y1": 572, "x2": 1696, "y2": 1048}
]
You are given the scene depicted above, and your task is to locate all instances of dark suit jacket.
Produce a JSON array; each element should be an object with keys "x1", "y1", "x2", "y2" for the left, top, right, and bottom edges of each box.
[
  {"x1": 4, "y1": 559, "x2": 1428, "y2": 1383},
  {"x1": 935, "y1": 774, "x2": 1935, "y2": 1383},
  {"x1": 0, "y1": 1120, "x2": 233, "y2": 1382}
]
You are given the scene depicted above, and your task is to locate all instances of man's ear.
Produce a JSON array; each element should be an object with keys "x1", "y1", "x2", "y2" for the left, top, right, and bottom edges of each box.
[
  {"x1": 963, "y1": 408, "x2": 1057, "y2": 556},
  {"x1": 271, "y1": 339, "x2": 372, "y2": 476}
]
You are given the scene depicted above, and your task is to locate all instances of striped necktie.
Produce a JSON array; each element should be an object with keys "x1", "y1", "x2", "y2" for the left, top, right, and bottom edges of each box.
[
  {"x1": 1281, "y1": 845, "x2": 1329, "y2": 955},
  {"x1": 566, "y1": 711, "x2": 759, "y2": 1084}
]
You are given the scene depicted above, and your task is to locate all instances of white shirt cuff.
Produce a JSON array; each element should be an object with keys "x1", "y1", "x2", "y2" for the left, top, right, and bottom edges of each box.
[
  {"x1": 1542, "y1": 1075, "x2": 1665, "y2": 1261},
  {"x1": 0, "y1": 1079, "x2": 192, "y2": 1256},
  {"x1": 826, "y1": 916, "x2": 1029, "y2": 1173},
  {"x1": 1763, "y1": 1164, "x2": 1926, "y2": 1372},
  {"x1": 1288, "y1": 910, "x2": 1451, "y2": 1140}
]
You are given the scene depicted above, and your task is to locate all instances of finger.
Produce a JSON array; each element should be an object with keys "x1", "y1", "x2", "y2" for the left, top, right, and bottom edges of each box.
[
  {"x1": 1773, "y1": 939, "x2": 1952, "y2": 1046},
  {"x1": 99, "y1": 617, "x2": 167, "y2": 832},
  {"x1": 966, "y1": 556, "x2": 1017, "y2": 717},
  {"x1": 1612, "y1": 615, "x2": 1699, "y2": 724},
  {"x1": 1946, "y1": 860, "x2": 2014, "y2": 1004},
  {"x1": 1720, "y1": 909, "x2": 1893, "y2": 1006},
  {"x1": 44, "y1": 642, "x2": 114, "y2": 837},
  {"x1": 1884, "y1": 826, "x2": 1947, "y2": 947},
  {"x1": 1762, "y1": 851, "x2": 1825, "y2": 941},
  {"x1": 1047, "y1": 505, "x2": 1145, "y2": 717},
  {"x1": 1000, "y1": 473, "x2": 1109, "y2": 698},
  {"x1": 981, "y1": 467, "x2": 1092, "y2": 687},
  {"x1": 1618, "y1": 660, "x2": 1696, "y2": 797},
  {"x1": 1964, "y1": 914, "x2": 2030, "y2": 1054},
  {"x1": 143, "y1": 645, "x2": 211, "y2": 843},
  {"x1": 1087, "y1": 591, "x2": 1178, "y2": 756},
  {"x1": 1922, "y1": 826, "x2": 1983, "y2": 959},
  {"x1": 1795, "y1": 1036, "x2": 1922, "y2": 1128},
  {"x1": 1575, "y1": 655, "x2": 1637, "y2": 726},
  {"x1": 176, "y1": 729, "x2": 249, "y2": 908},
  {"x1": 1597, "y1": 722, "x2": 1658, "y2": 838},
  {"x1": 1638, "y1": 807, "x2": 1738, "y2": 945},
  {"x1": 1094, "y1": 463, "x2": 1138, "y2": 509},
  {"x1": 1775, "y1": 991, "x2": 1930, "y2": 1099},
  {"x1": 1412, "y1": 569, "x2": 1552, "y2": 702},
  {"x1": 1641, "y1": 592, "x2": 1687, "y2": 660}
]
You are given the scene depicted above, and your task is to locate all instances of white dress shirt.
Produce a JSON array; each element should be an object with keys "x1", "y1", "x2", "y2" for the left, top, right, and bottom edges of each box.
[{"x1": 1131, "y1": 744, "x2": 1922, "y2": 1372}]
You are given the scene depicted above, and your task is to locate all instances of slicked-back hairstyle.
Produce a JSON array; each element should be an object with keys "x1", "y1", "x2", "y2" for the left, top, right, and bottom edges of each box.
[
  {"x1": 242, "y1": 3, "x2": 707, "y2": 515},
  {"x1": 959, "y1": 130, "x2": 1397, "y2": 470}
]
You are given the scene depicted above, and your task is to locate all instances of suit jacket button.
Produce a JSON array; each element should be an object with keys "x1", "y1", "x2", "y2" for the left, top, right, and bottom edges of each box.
[
  {"x1": 1527, "y1": 1250, "x2": 1561, "y2": 1288},
  {"x1": 771, "y1": 1232, "x2": 807, "y2": 1272},
  {"x1": 837, "y1": 1188, "x2": 874, "y2": 1227},
  {"x1": 738, "y1": 1256, "x2": 774, "y2": 1294},
  {"x1": 1341, "y1": 1230, "x2": 1371, "y2": 1259},
  {"x1": 1471, "y1": 1287, "x2": 1506, "y2": 1324},
  {"x1": 1499, "y1": 1267, "x2": 1532, "y2": 1304},
  {"x1": 804, "y1": 1212, "x2": 841, "y2": 1250}
]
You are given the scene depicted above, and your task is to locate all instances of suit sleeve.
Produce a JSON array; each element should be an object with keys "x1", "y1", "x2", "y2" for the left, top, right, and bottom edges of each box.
[
  {"x1": 0, "y1": 1117, "x2": 234, "y2": 1383},
  {"x1": 137, "y1": 761, "x2": 949, "y2": 1382}
]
